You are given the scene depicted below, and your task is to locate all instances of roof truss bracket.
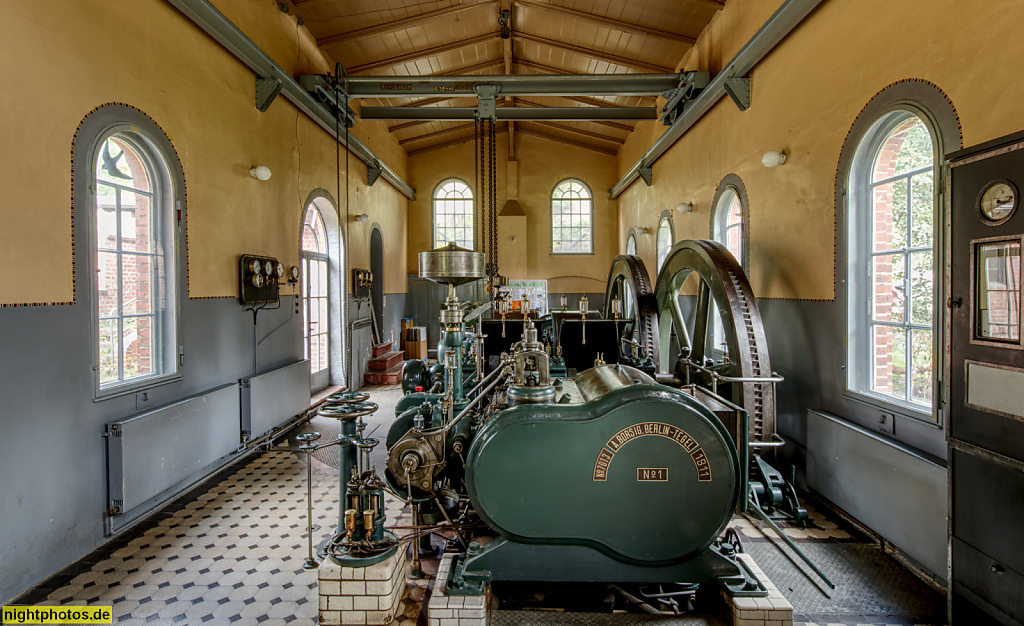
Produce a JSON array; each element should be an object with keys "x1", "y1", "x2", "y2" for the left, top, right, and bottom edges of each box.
[
  {"x1": 638, "y1": 163, "x2": 653, "y2": 186},
  {"x1": 474, "y1": 84, "x2": 500, "y2": 121},
  {"x1": 660, "y1": 72, "x2": 711, "y2": 126},
  {"x1": 255, "y1": 77, "x2": 282, "y2": 112},
  {"x1": 724, "y1": 76, "x2": 752, "y2": 111},
  {"x1": 367, "y1": 159, "x2": 383, "y2": 186}
]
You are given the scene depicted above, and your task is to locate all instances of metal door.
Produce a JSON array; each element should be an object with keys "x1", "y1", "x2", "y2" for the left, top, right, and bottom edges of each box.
[{"x1": 948, "y1": 132, "x2": 1024, "y2": 626}]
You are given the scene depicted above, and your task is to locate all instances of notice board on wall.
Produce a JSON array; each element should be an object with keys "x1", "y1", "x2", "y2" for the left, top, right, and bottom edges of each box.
[{"x1": 500, "y1": 279, "x2": 548, "y2": 317}]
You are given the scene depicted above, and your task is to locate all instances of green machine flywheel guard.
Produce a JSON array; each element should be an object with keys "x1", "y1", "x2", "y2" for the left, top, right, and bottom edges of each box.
[{"x1": 465, "y1": 384, "x2": 743, "y2": 568}]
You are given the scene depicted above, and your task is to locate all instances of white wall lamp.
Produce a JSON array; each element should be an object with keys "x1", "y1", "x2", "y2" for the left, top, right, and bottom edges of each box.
[
  {"x1": 249, "y1": 165, "x2": 272, "y2": 180},
  {"x1": 353, "y1": 213, "x2": 369, "y2": 223},
  {"x1": 637, "y1": 227, "x2": 650, "y2": 236},
  {"x1": 676, "y1": 202, "x2": 693, "y2": 215},
  {"x1": 761, "y1": 150, "x2": 787, "y2": 168}
]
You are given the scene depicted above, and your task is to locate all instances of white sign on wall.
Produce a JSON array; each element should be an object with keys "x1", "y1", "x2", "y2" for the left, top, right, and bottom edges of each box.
[{"x1": 500, "y1": 279, "x2": 548, "y2": 317}]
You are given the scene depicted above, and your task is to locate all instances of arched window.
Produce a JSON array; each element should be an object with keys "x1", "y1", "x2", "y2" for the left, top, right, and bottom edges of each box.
[
  {"x1": 710, "y1": 176, "x2": 749, "y2": 355},
  {"x1": 848, "y1": 111, "x2": 938, "y2": 412},
  {"x1": 657, "y1": 211, "x2": 674, "y2": 271},
  {"x1": 551, "y1": 178, "x2": 593, "y2": 254},
  {"x1": 626, "y1": 232, "x2": 637, "y2": 256},
  {"x1": 91, "y1": 126, "x2": 180, "y2": 396},
  {"x1": 712, "y1": 179, "x2": 747, "y2": 268},
  {"x1": 433, "y1": 179, "x2": 474, "y2": 249},
  {"x1": 302, "y1": 203, "x2": 331, "y2": 391}
]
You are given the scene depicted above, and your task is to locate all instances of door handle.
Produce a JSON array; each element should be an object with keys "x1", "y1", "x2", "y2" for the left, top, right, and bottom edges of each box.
[{"x1": 947, "y1": 297, "x2": 963, "y2": 309}]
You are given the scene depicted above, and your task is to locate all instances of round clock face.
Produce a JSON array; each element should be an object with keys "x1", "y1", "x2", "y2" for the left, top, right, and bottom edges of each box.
[
  {"x1": 249, "y1": 259, "x2": 262, "y2": 274},
  {"x1": 980, "y1": 181, "x2": 1017, "y2": 224},
  {"x1": 251, "y1": 273, "x2": 265, "y2": 288},
  {"x1": 275, "y1": 262, "x2": 286, "y2": 278}
]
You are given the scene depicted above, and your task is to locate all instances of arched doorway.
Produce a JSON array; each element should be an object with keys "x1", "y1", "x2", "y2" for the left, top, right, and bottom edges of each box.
[{"x1": 370, "y1": 227, "x2": 384, "y2": 343}]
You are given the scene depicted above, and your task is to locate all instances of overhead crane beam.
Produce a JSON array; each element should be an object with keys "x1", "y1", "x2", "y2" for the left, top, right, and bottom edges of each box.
[
  {"x1": 360, "y1": 106, "x2": 656, "y2": 122},
  {"x1": 342, "y1": 73, "x2": 681, "y2": 98}
]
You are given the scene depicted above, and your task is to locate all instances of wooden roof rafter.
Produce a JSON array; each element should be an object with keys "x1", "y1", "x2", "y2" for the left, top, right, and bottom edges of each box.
[
  {"x1": 512, "y1": 0, "x2": 696, "y2": 45},
  {"x1": 317, "y1": 0, "x2": 497, "y2": 47}
]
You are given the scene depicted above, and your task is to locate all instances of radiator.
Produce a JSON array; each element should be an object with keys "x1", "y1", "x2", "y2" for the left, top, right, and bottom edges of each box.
[
  {"x1": 806, "y1": 410, "x2": 947, "y2": 580},
  {"x1": 240, "y1": 359, "x2": 310, "y2": 442},
  {"x1": 106, "y1": 383, "x2": 240, "y2": 521}
]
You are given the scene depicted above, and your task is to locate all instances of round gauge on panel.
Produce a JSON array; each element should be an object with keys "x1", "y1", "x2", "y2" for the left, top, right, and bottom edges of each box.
[
  {"x1": 251, "y1": 273, "x2": 265, "y2": 288},
  {"x1": 979, "y1": 180, "x2": 1018, "y2": 225},
  {"x1": 265, "y1": 261, "x2": 276, "y2": 276},
  {"x1": 249, "y1": 259, "x2": 262, "y2": 274},
  {"x1": 290, "y1": 266, "x2": 300, "y2": 281},
  {"x1": 275, "y1": 262, "x2": 286, "y2": 278}
]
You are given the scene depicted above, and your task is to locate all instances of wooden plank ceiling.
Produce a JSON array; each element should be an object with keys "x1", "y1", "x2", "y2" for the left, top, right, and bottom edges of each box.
[{"x1": 292, "y1": 0, "x2": 724, "y2": 155}]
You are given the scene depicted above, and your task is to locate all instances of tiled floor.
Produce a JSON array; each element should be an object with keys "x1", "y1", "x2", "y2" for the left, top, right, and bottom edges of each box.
[{"x1": 14, "y1": 384, "x2": 945, "y2": 626}]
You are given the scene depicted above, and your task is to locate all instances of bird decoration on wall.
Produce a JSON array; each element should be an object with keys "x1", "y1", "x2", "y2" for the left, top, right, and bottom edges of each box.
[{"x1": 101, "y1": 140, "x2": 132, "y2": 180}]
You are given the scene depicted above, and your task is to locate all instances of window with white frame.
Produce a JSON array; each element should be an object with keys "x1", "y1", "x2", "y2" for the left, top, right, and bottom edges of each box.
[
  {"x1": 657, "y1": 213, "x2": 674, "y2": 271},
  {"x1": 713, "y1": 188, "x2": 744, "y2": 265},
  {"x1": 551, "y1": 178, "x2": 593, "y2": 254},
  {"x1": 711, "y1": 177, "x2": 748, "y2": 357},
  {"x1": 301, "y1": 204, "x2": 330, "y2": 389},
  {"x1": 848, "y1": 111, "x2": 937, "y2": 416},
  {"x1": 433, "y1": 179, "x2": 474, "y2": 249},
  {"x1": 93, "y1": 130, "x2": 178, "y2": 394}
]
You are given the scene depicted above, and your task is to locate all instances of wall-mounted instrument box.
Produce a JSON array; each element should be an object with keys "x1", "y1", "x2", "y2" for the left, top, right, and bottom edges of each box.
[
  {"x1": 353, "y1": 268, "x2": 373, "y2": 298},
  {"x1": 239, "y1": 255, "x2": 284, "y2": 305}
]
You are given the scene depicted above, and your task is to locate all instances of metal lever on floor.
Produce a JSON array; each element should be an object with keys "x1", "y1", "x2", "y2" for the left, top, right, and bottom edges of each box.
[
  {"x1": 747, "y1": 497, "x2": 836, "y2": 589},
  {"x1": 297, "y1": 431, "x2": 322, "y2": 570}
]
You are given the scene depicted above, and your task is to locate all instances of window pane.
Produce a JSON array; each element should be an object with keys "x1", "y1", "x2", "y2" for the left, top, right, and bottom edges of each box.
[
  {"x1": 873, "y1": 325, "x2": 906, "y2": 399},
  {"x1": 97, "y1": 251, "x2": 120, "y2": 316},
  {"x1": 96, "y1": 136, "x2": 151, "y2": 193},
  {"x1": 976, "y1": 241, "x2": 1022, "y2": 341},
  {"x1": 433, "y1": 179, "x2": 474, "y2": 249},
  {"x1": 310, "y1": 333, "x2": 320, "y2": 372},
  {"x1": 98, "y1": 319, "x2": 119, "y2": 384},
  {"x1": 872, "y1": 117, "x2": 932, "y2": 182},
  {"x1": 909, "y1": 251, "x2": 933, "y2": 325},
  {"x1": 122, "y1": 254, "x2": 152, "y2": 315},
  {"x1": 873, "y1": 179, "x2": 908, "y2": 252},
  {"x1": 319, "y1": 298, "x2": 328, "y2": 339},
  {"x1": 910, "y1": 171, "x2": 934, "y2": 248},
  {"x1": 318, "y1": 334, "x2": 328, "y2": 372},
  {"x1": 873, "y1": 254, "x2": 905, "y2": 323},
  {"x1": 910, "y1": 329, "x2": 933, "y2": 406},
  {"x1": 317, "y1": 261, "x2": 327, "y2": 298},
  {"x1": 96, "y1": 184, "x2": 117, "y2": 248},
  {"x1": 123, "y1": 316, "x2": 155, "y2": 379}
]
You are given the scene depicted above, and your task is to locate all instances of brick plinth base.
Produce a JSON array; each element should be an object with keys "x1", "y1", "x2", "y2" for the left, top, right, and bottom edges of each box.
[
  {"x1": 426, "y1": 553, "x2": 488, "y2": 626},
  {"x1": 727, "y1": 553, "x2": 794, "y2": 626},
  {"x1": 318, "y1": 548, "x2": 409, "y2": 625}
]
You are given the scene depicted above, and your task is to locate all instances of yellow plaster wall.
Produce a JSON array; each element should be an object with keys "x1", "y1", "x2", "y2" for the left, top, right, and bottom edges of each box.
[
  {"x1": 407, "y1": 134, "x2": 618, "y2": 294},
  {"x1": 618, "y1": 0, "x2": 1024, "y2": 301},
  {"x1": 0, "y1": 0, "x2": 408, "y2": 304}
]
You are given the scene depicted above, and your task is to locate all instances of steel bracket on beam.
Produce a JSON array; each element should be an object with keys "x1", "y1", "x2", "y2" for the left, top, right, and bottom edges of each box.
[
  {"x1": 474, "y1": 84, "x2": 500, "y2": 121},
  {"x1": 297, "y1": 75, "x2": 357, "y2": 127},
  {"x1": 724, "y1": 77, "x2": 752, "y2": 111},
  {"x1": 255, "y1": 77, "x2": 282, "y2": 112},
  {"x1": 660, "y1": 71, "x2": 711, "y2": 126},
  {"x1": 638, "y1": 163, "x2": 653, "y2": 186},
  {"x1": 367, "y1": 160, "x2": 383, "y2": 186}
]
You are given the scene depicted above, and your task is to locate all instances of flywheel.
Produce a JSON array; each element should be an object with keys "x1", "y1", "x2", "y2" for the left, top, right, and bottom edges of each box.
[
  {"x1": 604, "y1": 254, "x2": 660, "y2": 366},
  {"x1": 653, "y1": 240, "x2": 775, "y2": 446}
]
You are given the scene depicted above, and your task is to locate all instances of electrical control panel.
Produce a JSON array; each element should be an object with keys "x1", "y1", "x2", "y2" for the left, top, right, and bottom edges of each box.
[
  {"x1": 353, "y1": 268, "x2": 373, "y2": 298},
  {"x1": 239, "y1": 254, "x2": 287, "y2": 305}
]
